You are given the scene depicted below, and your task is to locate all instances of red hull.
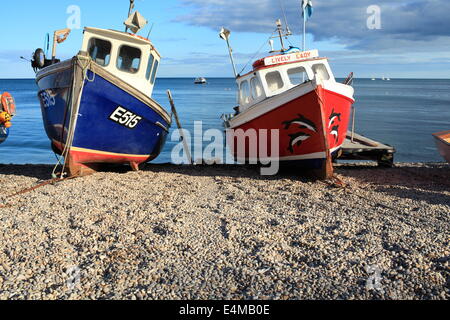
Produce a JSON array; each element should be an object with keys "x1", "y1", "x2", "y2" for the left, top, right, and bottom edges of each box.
[
  {"x1": 229, "y1": 85, "x2": 354, "y2": 166},
  {"x1": 52, "y1": 141, "x2": 151, "y2": 176}
]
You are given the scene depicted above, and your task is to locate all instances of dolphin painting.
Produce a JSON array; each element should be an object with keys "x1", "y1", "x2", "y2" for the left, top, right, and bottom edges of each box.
[
  {"x1": 288, "y1": 132, "x2": 311, "y2": 153},
  {"x1": 328, "y1": 109, "x2": 342, "y2": 128},
  {"x1": 282, "y1": 115, "x2": 317, "y2": 132},
  {"x1": 330, "y1": 125, "x2": 339, "y2": 143}
]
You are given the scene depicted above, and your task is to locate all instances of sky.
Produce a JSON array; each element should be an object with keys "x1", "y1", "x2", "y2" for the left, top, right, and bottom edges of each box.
[{"x1": 0, "y1": 0, "x2": 449, "y2": 79}]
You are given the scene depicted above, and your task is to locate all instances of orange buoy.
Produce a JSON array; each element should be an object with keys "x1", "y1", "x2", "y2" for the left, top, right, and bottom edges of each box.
[
  {"x1": 4, "y1": 121, "x2": 12, "y2": 129},
  {"x1": 0, "y1": 111, "x2": 11, "y2": 124},
  {"x1": 1, "y1": 92, "x2": 16, "y2": 116}
]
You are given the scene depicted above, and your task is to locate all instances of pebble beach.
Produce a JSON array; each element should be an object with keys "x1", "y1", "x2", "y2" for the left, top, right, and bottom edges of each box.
[{"x1": 0, "y1": 163, "x2": 448, "y2": 300}]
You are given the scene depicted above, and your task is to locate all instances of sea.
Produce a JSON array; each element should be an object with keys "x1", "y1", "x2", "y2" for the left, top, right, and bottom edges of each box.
[{"x1": 0, "y1": 78, "x2": 449, "y2": 165}]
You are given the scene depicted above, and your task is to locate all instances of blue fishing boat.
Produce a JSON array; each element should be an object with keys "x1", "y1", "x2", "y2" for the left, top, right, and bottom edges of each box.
[
  {"x1": 0, "y1": 92, "x2": 16, "y2": 145},
  {"x1": 30, "y1": 1, "x2": 172, "y2": 176}
]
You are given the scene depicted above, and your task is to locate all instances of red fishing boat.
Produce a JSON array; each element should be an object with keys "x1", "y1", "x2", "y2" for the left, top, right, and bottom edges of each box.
[
  {"x1": 221, "y1": 16, "x2": 355, "y2": 179},
  {"x1": 432, "y1": 131, "x2": 450, "y2": 164}
]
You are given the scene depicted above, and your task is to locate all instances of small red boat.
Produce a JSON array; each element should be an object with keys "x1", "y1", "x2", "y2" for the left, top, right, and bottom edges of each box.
[
  {"x1": 221, "y1": 20, "x2": 355, "y2": 179},
  {"x1": 432, "y1": 131, "x2": 450, "y2": 163}
]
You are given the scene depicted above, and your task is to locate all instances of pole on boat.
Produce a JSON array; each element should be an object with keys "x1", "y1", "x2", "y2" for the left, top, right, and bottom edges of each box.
[
  {"x1": 125, "y1": 0, "x2": 135, "y2": 33},
  {"x1": 276, "y1": 19, "x2": 286, "y2": 51},
  {"x1": 52, "y1": 29, "x2": 71, "y2": 62},
  {"x1": 302, "y1": 1, "x2": 307, "y2": 51},
  {"x1": 302, "y1": 9, "x2": 306, "y2": 51},
  {"x1": 301, "y1": 0, "x2": 313, "y2": 52},
  {"x1": 351, "y1": 106, "x2": 356, "y2": 143},
  {"x1": 219, "y1": 28, "x2": 238, "y2": 78},
  {"x1": 167, "y1": 90, "x2": 193, "y2": 165}
]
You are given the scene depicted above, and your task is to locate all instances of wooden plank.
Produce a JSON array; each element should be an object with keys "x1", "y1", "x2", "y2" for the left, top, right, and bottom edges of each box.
[{"x1": 339, "y1": 132, "x2": 396, "y2": 167}]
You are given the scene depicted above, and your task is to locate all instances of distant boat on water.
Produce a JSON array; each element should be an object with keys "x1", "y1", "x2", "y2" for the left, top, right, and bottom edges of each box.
[
  {"x1": 29, "y1": 0, "x2": 172, "y2": 176},
  {"x1": 432, "y1": 130, "x2": 450, "y2": 163},
  {"x1": 194, "y1": 77, "x2": 207, "y2": 84}
]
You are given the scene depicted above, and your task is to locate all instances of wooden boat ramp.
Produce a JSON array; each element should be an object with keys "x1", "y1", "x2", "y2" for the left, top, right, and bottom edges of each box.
[{"x1": 338, "y1": 132, "x2": 396, "y2": 167}]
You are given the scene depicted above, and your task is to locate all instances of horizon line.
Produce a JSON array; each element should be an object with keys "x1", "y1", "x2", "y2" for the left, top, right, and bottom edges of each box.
[{"x1": 1, "y1": 77, "x2": 450, "y2": 81}]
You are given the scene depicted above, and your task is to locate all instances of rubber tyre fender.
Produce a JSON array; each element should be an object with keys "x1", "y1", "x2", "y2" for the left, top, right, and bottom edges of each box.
[{"x1": 33, "y1": 48, "x2": 46, "y2": 69}]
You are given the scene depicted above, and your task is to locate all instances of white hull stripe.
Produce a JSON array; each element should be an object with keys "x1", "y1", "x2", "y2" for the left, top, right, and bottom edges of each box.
[
  {"x1": 235, "y1": 147, "x2": 341, "y2": 162},
  {"x1": 230, "y1": 80, "x2": 355, "y2": 129}
]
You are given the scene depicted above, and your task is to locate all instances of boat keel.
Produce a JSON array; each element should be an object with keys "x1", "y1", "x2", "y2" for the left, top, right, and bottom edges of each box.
[
  {"x1": 66, "y1": 155, "x2": 99, "y2": 178},
  {"x1": 130, "y1": 162, "x2": 140, "y2": 172}
]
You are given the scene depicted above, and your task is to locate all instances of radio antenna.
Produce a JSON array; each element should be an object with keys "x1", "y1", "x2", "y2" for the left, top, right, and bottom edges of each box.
[{"x1": 147, "y1": 23, "x2": 154, "y2": 38}]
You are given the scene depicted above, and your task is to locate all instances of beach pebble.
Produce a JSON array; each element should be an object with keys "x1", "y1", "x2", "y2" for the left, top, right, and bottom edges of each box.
[{"x1": 0, "y1": 163, "x2": 448, "y2": 300}]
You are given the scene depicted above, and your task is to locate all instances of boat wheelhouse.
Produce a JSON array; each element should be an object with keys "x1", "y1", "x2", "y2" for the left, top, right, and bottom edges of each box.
[
  {"x1": 234, "y1": 49, "x2": 351, "y2": 113},
  {"x1": 221, "y1": 20, "x2": 355, "y2": 179},
  {"x1": 81, "y1": 27, "x2": 161, "y2": 96},
  {"x1": 31, "y1": 3, "x2": 171, "y2": 177}
]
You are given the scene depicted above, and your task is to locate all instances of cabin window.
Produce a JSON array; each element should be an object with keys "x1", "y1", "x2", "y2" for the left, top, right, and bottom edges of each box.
[
  {"x1": 265, "y1": 71, "x2": 284, "y2": 92},
  {"x1": 288, "y1": 67, "x2": 309, "y2": 86},
  {"x1": 239, "y1": 80, "x2": 251, "y2": 105},
  {"x1": 117, "y1": 45, "x2": 142, "y2": 74},
  {"x1": 146, "y1": 54, "x2": 155, "y2": 80},
  {"x1": 250, "y1": 77, "x2": 263, "y2": 100},
  {"x1": 150, "y1": 59, "x2": 159, "y2": 85},
  {"x1": 312, "y1": 64, "x2": 330, "y2": 81},
  {"x1": 88, "y1": 38, "x2": 111, "y2": 67}
]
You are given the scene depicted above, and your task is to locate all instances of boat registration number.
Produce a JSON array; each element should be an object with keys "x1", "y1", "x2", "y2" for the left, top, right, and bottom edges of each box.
[{"x1": 109, "y1": 106, "x2": 143, "y2": 129}]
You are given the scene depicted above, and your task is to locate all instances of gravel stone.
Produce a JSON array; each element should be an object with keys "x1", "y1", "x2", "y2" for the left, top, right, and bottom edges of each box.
[{"x1": 0, "y1": 163, "x2": 448, "y2": 300}]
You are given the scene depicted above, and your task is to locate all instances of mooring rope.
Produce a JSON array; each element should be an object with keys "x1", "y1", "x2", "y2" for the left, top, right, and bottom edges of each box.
[
  {"x1": 0, "y1": 174, "x2": 80, "y2": 209},
  {"x1": 51, "y1": 56, "x2": 96, "y2": 179}
]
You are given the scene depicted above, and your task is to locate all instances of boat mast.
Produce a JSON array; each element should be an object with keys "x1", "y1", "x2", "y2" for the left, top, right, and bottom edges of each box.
[
  {"x1": 301, "y1": 0, "x2": 313, "y2": 52},
  {"x1": 270, "y1": 19, "x2": 292, "y2": 53},
  {"x1": 219, "y1": 28, "x2": 238, "y2": 78},
  {"x1": 276, "y1": 19, "x2": 286, "y2": 52},
  {"x1": 125, "y1": 0, "x2": 135, "y2": 33},
  {"x1": 302, "y1": 7, "x2": 306, "y2": 51},
  {"x1": 51, "y1": 29, "x2": 71, "y2": 62}
]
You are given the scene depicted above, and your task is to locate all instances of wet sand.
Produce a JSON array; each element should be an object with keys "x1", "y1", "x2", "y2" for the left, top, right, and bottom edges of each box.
[{"x1": 0, "y1": 163, "x2": 448, "y2": 300}]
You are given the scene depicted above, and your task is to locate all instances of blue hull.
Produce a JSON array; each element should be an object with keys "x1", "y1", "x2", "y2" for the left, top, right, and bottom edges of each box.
[
  {"x1": 0, "y1": 126, "x2": 8, "y2": 145},
  {"x1": 74, "y1": 71, "x2": 169, "y2": 157},
  {"x1": 37, "y1": 61, "x2": 171, "y2": 166}
]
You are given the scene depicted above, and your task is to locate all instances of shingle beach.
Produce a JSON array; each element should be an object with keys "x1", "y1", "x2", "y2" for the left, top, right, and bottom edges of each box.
[{"x1": 0, "y1": 163, "x2": 448, "y2": 300}]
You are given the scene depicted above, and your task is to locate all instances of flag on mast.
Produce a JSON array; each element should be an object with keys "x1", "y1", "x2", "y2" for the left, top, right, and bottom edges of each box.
[{"x1": 302, "y1": 0, "x2": 313, "y2": 20}]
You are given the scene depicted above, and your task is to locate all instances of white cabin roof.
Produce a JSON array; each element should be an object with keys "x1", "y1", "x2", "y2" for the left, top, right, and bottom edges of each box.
[
  {"x1": 81, "y1": 27, "x2": 162, "y2": 97},
  {"x1": 235, "y1": 50, "x2": 344, "y2": 112},
  {"x1": 84, "y1": 27, "x2": 161, "y2": 58}
]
